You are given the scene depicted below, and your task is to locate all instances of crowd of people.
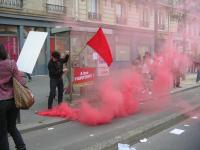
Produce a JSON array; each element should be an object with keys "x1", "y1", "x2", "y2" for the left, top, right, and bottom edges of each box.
[{"x1": 132, "y1": 51, "x2": 200, "y2": 93}]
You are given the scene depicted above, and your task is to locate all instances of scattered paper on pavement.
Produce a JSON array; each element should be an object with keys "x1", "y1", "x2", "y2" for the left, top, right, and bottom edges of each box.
[
  {"x1": 118, "y1": 143, "x2": 130, "y2": 150},
  {"x1": 192, "y1": 116, "x2": 198, "y2": 119},
  {"x1": 130, "y1": 146, "x2": 136, "y2": 150},
  {"x1": 89, "y1": 134, "x2": 94, "y2": 137},
  {"x1": 48, "y1": 127, "x2": 54, "y2": 131},
  {"x1": 170, "y1": 128, "x2": 184, "y2": 135},
  {"x1": 184, "y1": 124, "x2": 190, "y2": 127},
  {"x1": 140, "y1": 138, "x2": 148, "y2": 143}
]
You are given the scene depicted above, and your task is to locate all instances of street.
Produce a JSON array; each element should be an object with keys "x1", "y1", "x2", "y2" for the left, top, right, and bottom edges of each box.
[
  {"x1": 10, "y1": 87, "x2": 200, "y2": 150},
  {"x1": 1, "y1": 1, "x2": 200, "y2": 150},
  {"x1": 132, "y1": 115, "x2": 200, "y2": 150}
]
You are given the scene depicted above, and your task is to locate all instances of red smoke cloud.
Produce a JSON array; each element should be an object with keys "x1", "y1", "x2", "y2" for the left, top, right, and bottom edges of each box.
[{"x1": 38, "y1": 41, "x2": 190, "y2": 126}]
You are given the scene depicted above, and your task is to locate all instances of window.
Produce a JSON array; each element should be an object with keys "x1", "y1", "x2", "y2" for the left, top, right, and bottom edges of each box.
[
  {"x1": 88, "y1": 0, "x2": 98, "y2": 13},
  {"x1": 46, "y1": 0, "x2": 65, "y2": 14},
  {"x1": 91, "y1": 0, "x2": 97, "y2": 13},
  {"x1": 140, "y1": 6, "x2": 150, "y2": 27},
  {"x1": 115, "y1": 3, "x2": 126, "y2": 24},
  {"x1": 88, "y1": 0, "x2": 101, "y2": 20},
  {"x1": 158, "y1": 10, "x2": 166, "y2": 30},
  {"x1": 47, "y1": 0, "x2": 64, "y2": 6},
  {"x1": 0, "y1": 0, "x2": 23, "y2": 8},
  {"x1": 116, "y1": 3, "x2": 122, "y2": 17}
]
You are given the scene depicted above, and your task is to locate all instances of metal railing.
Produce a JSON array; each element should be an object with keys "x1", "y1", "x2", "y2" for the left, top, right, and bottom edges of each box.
[
  {"x1": 0, "y1": 0, "x2": 23, "y2": 8},
  {"x1": 116, "y1": 16, "x2": 127, "y2": 25},
  {"x1": 46, "y1": 3, "x2": 66, "y2": 14},
  {"x1": 88, "y1": 12, "x2": 101, "y2": 21}
]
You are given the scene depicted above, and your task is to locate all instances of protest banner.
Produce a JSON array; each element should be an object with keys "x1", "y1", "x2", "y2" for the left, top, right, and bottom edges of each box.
[{"x1": 73, "y1": 67, "x2": 96, "y2": 85}]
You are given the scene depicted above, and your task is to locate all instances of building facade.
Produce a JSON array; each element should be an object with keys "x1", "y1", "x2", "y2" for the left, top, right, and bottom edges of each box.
[
  {"x1": 0, "y1": 0, "x2": 67, "y2": 74},
  {"x1": 0, "y1": 0, "x2": 200, "y2": 75}
]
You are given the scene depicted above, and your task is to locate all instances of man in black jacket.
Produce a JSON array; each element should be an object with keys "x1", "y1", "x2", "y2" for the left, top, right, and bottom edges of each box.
[{"x1": 48, "y1": 51, "x2": 69, "y2": 109}]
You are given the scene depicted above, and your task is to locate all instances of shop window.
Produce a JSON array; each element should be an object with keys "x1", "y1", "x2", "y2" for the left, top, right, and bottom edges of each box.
[
  {"x1": 0, "y1": 36, "x2": 19, "y2": 61},
  {"x1": 0, "y1": 25, "x2": 19, "y2": 61},
  {"x1": 138, "y1": 45, "x2": 150, "y2": 61},
  {"x1": 116, "y1": 45, "x2": 130, "y2": 61},
  {"x1": 46, "y1": 0, "x2": 65, "y2": 14}
]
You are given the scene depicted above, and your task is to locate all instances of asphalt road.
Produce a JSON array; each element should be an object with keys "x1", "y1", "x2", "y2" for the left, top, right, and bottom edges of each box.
[
  {"x1": 9, "y1": 87, "x2": 200, "y2": 150},
  {"x1": 131, "y1": 113, "x2": 200, "y2": 150}
]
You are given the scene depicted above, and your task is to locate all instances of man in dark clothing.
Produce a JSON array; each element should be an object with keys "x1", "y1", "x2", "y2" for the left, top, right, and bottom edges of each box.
[{"x1": 48, "y1": 51, "x2": 69, "y2": 109}]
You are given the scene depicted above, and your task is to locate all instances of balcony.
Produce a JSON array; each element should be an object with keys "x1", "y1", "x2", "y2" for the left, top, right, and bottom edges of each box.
[
  {"x1": 140, "y1": 21, "x2": 149, "y2": 28},
  {"x1": 116, "y1": 16, "x2": 127, "y2": 25},
  {"x1": 46, "y1": 3, "x2": 66, "y2": 14},
  {"x1": 0, "y1": 0, "x2": 23, "y2": 9},
  {"x1": 88, "y1": 12, "x2": 101, "y2": 21}
]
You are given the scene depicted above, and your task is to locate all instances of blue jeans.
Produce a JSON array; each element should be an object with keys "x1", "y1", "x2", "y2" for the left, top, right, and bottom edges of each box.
[{"x1": 0, "y1": 99, "x2": 26, "y2": 150}]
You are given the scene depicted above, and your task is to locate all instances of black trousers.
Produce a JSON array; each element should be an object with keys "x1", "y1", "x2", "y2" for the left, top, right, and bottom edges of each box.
[
  {"x1": 25, "y1": 73, "x2": 32, "y2": 80},
  {"x1": 0, "y1": 99, "x2": 26, "y2": 150},
  {"x1": 48, "y1": 78, "x2": 64, "y2": 109},
  {"x1": 196, "y1": 69, "x2": 200, "y2": 82}
]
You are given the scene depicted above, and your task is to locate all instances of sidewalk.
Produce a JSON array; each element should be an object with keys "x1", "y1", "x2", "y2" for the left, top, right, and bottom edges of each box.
[{"x1": 17, "y1": 73, "x2": 200, "y2": 133}]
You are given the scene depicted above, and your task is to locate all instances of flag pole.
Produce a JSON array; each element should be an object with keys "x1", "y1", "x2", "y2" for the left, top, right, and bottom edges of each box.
[
  {"x1": 67, "y1": 44, "x2": 87, "y2": 102},
  {"x1": 72, "y1": 45, "x2": 87, "y2": 59}
]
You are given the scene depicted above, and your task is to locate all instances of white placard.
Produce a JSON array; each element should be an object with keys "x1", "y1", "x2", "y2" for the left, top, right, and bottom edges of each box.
[{"x1": 17, "y1": 31, "x2": 48, "y2": 74}]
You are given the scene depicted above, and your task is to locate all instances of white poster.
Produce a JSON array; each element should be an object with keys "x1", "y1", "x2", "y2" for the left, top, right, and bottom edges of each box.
[{"x1": 17, "y1": 31, "x2": 48, "y2": 74}]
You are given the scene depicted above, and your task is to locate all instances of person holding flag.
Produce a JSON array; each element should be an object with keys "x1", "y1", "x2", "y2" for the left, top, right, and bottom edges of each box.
[{"x1": 47, "y1": 51, "x2": 69, "y2": 109}]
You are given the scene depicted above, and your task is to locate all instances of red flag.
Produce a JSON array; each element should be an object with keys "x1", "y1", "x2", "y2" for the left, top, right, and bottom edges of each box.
[{"x1": 87, "y1": 27, "x2": 113, "y2": 66}]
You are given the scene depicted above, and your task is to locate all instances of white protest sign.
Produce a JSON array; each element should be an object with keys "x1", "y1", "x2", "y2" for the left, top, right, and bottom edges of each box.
[{"x1": 17, "y1": 31, "x2": 48, "y2": 74}]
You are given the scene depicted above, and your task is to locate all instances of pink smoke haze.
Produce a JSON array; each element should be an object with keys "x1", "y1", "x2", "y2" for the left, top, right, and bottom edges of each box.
[{"x1": 37, "y1": 39, "x2": 192, "y2": 126}]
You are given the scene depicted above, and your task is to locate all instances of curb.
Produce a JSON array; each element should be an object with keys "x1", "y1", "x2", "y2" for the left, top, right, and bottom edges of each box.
[
  {"x1": 18, "y1": 84, "x2": 200, "y2": 134},
  {"x1": 83, "y1": 104, "x2": 200, "y2": 150},
  {"x1": 18, "y1": 118, "x2": 69, "y2": 134},
  {"x1": 171, "y1": 84, "x2": 200, "y2": 95}
]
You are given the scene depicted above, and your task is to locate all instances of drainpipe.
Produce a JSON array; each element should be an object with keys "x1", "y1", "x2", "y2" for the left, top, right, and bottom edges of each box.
[
  {"x1": 46, "y1": 27, "x2": 51, "y2": 74},
  {"x1": 154, "y1": 0, "x2": 158, "y2": 53},
  {"x1": 75, "y1": 0, "x2": 79, "y2": 20}
]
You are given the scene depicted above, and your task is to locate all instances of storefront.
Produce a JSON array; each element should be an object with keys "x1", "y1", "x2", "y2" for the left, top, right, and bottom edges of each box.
[
  {"x1": 113, "y1": 28, "x2": 154, "y2": 69},
  {"x1": 0, "y1": 25, "x2": 19, "y2": 61},
  {"x1": 0, "y1": 14, "x2": 54, "y2": 75},
  {"x1": 51, "y1": 26, "x2": 113, "y2": 98}
]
